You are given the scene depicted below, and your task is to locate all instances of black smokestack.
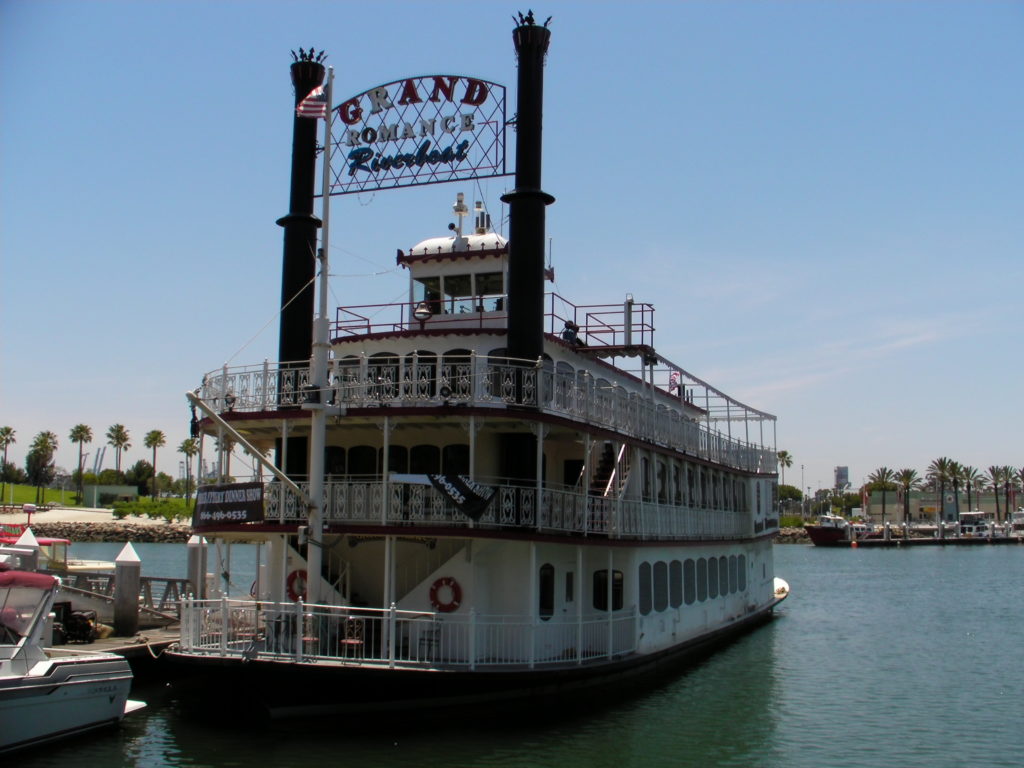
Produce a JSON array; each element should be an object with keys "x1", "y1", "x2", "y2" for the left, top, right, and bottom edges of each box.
[
  {"x1": 277, "y1": 51, "x2": 325, "y2": 369},
  {"x1": 502, "y1": 13, "x2": 555, "y2": 365},
  {"x1": 275, "y1": 49, "x2": 325, "y2": 477}
]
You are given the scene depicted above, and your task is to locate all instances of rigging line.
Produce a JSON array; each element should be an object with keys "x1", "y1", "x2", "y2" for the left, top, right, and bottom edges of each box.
[{"x1": 223, "y1": 273, "x2": 318, "y2": 365}]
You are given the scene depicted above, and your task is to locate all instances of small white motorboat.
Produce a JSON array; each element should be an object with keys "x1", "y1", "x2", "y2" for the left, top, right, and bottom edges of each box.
[{"x1": 0, "y1": 568, "x2": 143, "y2": 753}]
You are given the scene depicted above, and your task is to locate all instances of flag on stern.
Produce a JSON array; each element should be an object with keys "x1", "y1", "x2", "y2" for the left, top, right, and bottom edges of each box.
[
  {"x1": 297, "y1": 84, "x2": 327, "y2": 119},
  {"x1": 428, "y1": 475, "x2": 496, "y2": 522}
]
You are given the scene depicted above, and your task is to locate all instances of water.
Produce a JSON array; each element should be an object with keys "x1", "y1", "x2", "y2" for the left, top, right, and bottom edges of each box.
[{"x1": 20, "y1": 544, "x2": 1024, "y2": 767}]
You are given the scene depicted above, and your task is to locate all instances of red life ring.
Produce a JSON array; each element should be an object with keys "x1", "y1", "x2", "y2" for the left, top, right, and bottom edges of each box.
[
  {"x1": 429, "y1": 576, "x2": 462, "y2": 613},
  {"x1": 286, "y1": 569, "x2": 308, "y2": 601}
]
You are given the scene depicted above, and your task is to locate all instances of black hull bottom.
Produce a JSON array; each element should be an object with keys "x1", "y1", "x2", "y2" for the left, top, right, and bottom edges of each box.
[{"x1": 166, "y1": 605, "x2": 778, "y2": 721}]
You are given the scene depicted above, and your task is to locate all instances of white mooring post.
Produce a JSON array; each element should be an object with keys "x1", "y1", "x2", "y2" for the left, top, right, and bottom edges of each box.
[
  {"x1": 187, "y1": 535, "x2": 208, "y2": 599},
  {"x1": 114, "y1": 542, "x2": 142, "y2": 637}
]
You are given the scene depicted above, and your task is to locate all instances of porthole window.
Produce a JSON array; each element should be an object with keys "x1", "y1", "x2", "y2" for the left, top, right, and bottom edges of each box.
[
  {"x1": 653, "y1": 561, "x2": 668, "y2": 613},
  {"x1": 683, "y1": 559, "x2": 696, "y2": 605},
  {"x1": 729, "y1": 555, "x2": 738, "y2": 594},
  {"x1": 669, "y1": 560, "x2": 683, "y2": 608},
  {"x1": 639, "y1": 562, "x2": 652, "y2": 616},
  {"x1": 708, "y1": 556, "x2": 719, "y2": 599},
  {"x1": 696, "y1": 558, "x2": 708, "y2": 602},
  {"x1": 719, "y1": 557, "x2": 729, "y2": 596},
  {"x1": 739, "y1": 555, "x2": 747, "y2": 591}
]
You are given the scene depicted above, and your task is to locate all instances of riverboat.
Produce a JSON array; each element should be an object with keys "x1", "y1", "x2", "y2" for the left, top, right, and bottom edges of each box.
[{"x1": 166, "y1": 15, "x2": 786, "y2": 718}]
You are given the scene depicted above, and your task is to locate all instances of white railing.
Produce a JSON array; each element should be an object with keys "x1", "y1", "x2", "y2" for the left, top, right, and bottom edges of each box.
[
  {"x1": 178, "y1": 598, "x2": 637, "y2": 669},
  {"x1": 263, "y1": 479, "x2": 751, "y2": 541},
  {"x1": 200, "y1": 357, "x2": 775, "y2": 474}
]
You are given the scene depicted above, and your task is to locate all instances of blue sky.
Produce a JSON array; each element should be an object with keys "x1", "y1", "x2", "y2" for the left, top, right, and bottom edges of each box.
[{"x1": 2, "y1": 1, "x2": 1021, "y2": 495}]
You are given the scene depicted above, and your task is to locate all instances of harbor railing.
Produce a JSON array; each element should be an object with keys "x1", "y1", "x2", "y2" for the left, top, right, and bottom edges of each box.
[
  {"x1": 178, "y1": 598, "x2": 637, "y2": 670},
  {"x1": 200, "y1": 355, "x2": 774, "y2": 475},
  {"x1": 261, "y1": 479, "x2": 753, "y2": 541}
]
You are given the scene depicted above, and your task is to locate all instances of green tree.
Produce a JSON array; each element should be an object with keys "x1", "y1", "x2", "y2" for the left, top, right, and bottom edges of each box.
[
  {"x1": 867, "y1": 467, "x2": 896, "y2": 525},
  {"x1": 960, "y1": 465, "x2": 982, "y2": 514},
  {"x1": 26, "y1": 430, "x2": 58, "y2": 503},
  {"x1": 986, "y1": 465, "x2": 1005, "y2": 522},
  {"x1": 0, "y1": 426, "x2": 14, "y2": 502},
  {"x1": 927, "y1": 457, "x2": 954, "y2": 522},
  {"x1": 68, "y1": 424, "x2": 93, "y2": 504},
  {"x1": 106, "y1": 424, "x2": 131, "y2": 477},
  {"x1": 144, "y1": 429, "x2": 167, "y2": 500},
  {"x1": 125, "y1": 460, "x2": 154, "y2": 497},
  {"x1": 776, "y1": 450, "x2": 793, "y2": 486},
  {"x1": 948, "y1": 460, "x2": 963, "y2": 519},
  {"x1": 178, "y1": 438, "x2": 198, "y2": 505},
  {"x1": 894, "y1": 468, "x2": 920, "y2": 523},
  {"x1": 1002, "y1": 465, "x2": 1017, "y2": 523}
]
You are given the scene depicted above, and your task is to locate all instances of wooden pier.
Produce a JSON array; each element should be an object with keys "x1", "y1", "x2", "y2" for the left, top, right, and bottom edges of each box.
[{"x1": 47, "y1": 626, "x2": 180, "y2": 680}]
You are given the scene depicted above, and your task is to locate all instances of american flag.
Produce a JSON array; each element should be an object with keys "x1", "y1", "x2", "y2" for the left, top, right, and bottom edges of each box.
[{"x1": 296, "y1": 85, "x2": 327, "y2": 119}]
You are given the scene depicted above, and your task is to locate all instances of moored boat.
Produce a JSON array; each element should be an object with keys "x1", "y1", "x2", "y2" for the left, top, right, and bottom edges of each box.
[
  {"x1": 0, "y1": 569, "x2": 142, "y2": 753},
  {"x1": 166, "y1": 15, "x2": 786, "y2": 718},
  {"x1": 804, "y1": 514, "x2": 879, "y2": 546}
]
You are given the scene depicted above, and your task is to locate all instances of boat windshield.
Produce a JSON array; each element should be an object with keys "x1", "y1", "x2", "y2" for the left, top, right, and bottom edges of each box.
[{"x1": 0, "y1": 571, "x2": 56, "y2": 642}]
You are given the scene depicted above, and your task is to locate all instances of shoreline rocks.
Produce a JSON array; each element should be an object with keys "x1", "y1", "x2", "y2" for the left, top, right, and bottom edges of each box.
[{"x1": 29, "y1": 522, "x2": 192, "y2": 544}]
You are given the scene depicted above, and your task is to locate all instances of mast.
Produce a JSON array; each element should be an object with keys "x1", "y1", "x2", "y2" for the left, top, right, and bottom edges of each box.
[{"x1": 306, "y1": 66, "x2": 334, "y2": 605}]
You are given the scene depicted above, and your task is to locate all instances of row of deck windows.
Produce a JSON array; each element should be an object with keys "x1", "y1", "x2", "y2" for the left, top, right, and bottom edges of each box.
[{"x1": 637, "y1": 555, "x2": 747, "y2": 616}]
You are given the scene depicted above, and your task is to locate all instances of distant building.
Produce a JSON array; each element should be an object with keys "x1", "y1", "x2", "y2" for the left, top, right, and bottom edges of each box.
[{"x1": 82, "y1": 485, "x2": 139, "y2": 507}]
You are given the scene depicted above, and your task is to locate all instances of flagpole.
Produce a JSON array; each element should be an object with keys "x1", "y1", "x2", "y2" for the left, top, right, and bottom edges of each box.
[{"x1": 306, "y1": 66, "x2": 334, "y2": 605}]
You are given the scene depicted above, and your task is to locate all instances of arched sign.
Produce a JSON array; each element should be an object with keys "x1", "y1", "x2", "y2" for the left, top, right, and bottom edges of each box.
[{"x1": 326, "y1": 75, "x2": 508, "y2": 195}]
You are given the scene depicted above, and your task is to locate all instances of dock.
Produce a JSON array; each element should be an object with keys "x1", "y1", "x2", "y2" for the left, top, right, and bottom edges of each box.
[
  {"x1": 842, "y1": 536, "x2": 1024, "y2": 549},
  {"x1": 47, "y1": 626, "x2": 180, "y2": 680}
]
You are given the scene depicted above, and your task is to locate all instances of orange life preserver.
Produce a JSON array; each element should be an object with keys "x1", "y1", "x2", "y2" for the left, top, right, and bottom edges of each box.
[
  {"x1": 429, "y1": 576, "x2": 462, "y2": 613},
  {"x1": 286, "y1": 569, "x2": 308, "y2": 601}
]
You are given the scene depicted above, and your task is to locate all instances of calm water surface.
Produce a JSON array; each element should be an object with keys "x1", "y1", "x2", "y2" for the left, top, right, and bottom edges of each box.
[{"x1": 20, "y1": 543, "x2": 1024, "y2": 767}]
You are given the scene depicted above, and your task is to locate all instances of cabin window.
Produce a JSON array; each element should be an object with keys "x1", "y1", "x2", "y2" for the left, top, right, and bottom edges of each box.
[
  {"x1": 324, "y1": 446, "x2": 346, "y2": 477},
  {"x1": 565, "y1": 571, "x2": 575, "y2": 603},
  {"x1": 348, "y1": 445, "x2": 377, "y2": 478},
  {"x1": 669, "y1": 560, "x2": 682, "y2": 608},
  {"x1": 444, "y1": 274, "x2": 473, "y2": 314},
  {"x1": 410, "y1": 445, "x2": 441, "y2": 475},
  {"x1": 379, "y1": 445, "x2": 408, "y2": 475},
  {"x1": 407, "y1": 351, "x2": 437, "y2": 399},
  {"x1": 476, "y1": 272, "x2": 504, "y2": 311},
  {"x1": 738, "y1": 555, "x2": 747, "y2": 591},
  {"x1": 539, "y1": 563, "x2": 555, "y2": 621},
  {"x1": 683, "y1": 559, "x2": 696, "y2": 605},
  {"x1": 368, "y1": 352, "x2": 400, "y2": 402},
  {"x1": 673, "y1": 463, "x2": 682, "y2": 505},
  {"x1": 442, "y1": 444, "x2": 469, "y2": 476},
  {"x1": 638, "y1": 562, "x2": 652, "y2": 616},
  {"x1": 719, "y1": 557, "x2": 729, "y2": 596},
  {"x1": 700, "y1": 471, "x2": 708, "y2": 509},
  {"x1": 415, "y1": 276, "x2": 442, "y2": 314},
  {"x1": 708, "y1": 556, "x2": 719, "y2": 599},
  {"x1": 442, "y1": 349, "x2": 473, "y2": 399},
  {"x1": 593, "y1": 569, "x2": 623, "y2": 612},
  {"x1": 656, "y1": 461, "x2": 667, "y2": 504},
  {"x1": 641, "y1": 457, "x2": 652, "y2": 502},
  {"x1": 757, "y1": 483, "x2": 762, "y2": 515},
  {"x1": 653, "y1": 561, "x2": 668, "y2": 613},
  {"x1": 729, "y1": 555, "x2": 738, "y2": 594},
  {"x1": 696, "y1": 558, "x2": 708, "y2": 602}
]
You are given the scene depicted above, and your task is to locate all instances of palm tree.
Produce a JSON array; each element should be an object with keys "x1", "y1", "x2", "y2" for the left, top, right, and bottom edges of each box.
[
  {"x1": 0, "y1": 426, "x2": 15, "y2": 502},
  {"x1": 961, "y1": 465, "x2": 982, "y2": 513},
  {"x1": 776, "y1": 450, "x2": 793, "y2": 485},
  {"x1": 144, "y1": 429, "x2": 167, "y2": 499},
  {"x1": 986, "y1": 465, "x2": 1004, "y2": 522},
  {"x1": 106, "y1": 424, "x2": 131, "y2": 477},
  {"x1": 948, "y1": 460, "x2": 962, "y2": 520},
  {"x1": 28, "y1": 431, "x2": 58, "y2": 504},
  {"x1": 68, "y1": 424, "x2": 93, "y2": 504},
  {"x1": 926, "y1": 457, "x2": 954, "y2": 523},
  {"x1": 1002, "y1": 465, "x2": 1017, "y2": 523},
  {"x1": 178, "y1": 438, "x2": 198, "y2": 505},
  {"x1": 894, "y1": 468, "x2": 920, "y2": 523},
  {"x1": 867, "y1": 467, "x2": 896, "y2": 524}
]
